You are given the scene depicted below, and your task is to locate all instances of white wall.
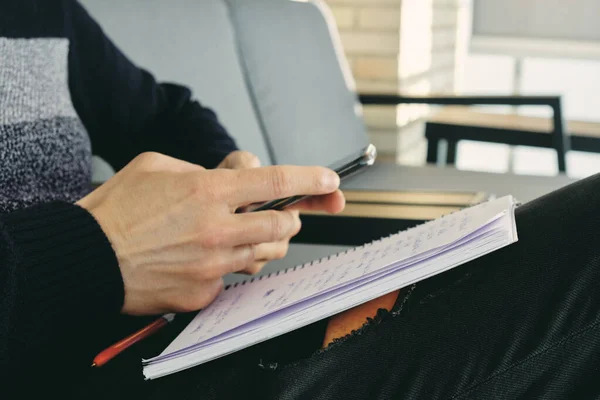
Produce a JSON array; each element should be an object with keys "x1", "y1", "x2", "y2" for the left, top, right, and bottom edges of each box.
[
  {"x1": 473, "y1": 0, "x2": 600, "y2": 42},
  {"x1": 325, "y1": 0, "x2": 467, "y2": 160}
]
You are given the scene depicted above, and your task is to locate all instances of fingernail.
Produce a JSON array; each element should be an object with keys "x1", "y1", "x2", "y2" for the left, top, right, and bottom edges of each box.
[{"x1": 322, "y1": 170, "x2": 340, "y2": 191}]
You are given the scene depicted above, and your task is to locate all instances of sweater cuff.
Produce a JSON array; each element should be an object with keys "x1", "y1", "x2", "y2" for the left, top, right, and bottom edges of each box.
[{"x1": 1, "y1": 201, "x2": 124, "y2": 320}]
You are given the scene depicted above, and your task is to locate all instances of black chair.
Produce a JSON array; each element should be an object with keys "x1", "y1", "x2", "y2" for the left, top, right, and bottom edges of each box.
[{"x1": 359, "y1": 94, "x2": 570, "y2": 173}]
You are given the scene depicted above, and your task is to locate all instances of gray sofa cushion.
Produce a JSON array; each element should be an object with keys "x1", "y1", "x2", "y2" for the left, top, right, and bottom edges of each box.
[
  {"x1": 79, "y1": 0, "x2": 272, "y2": 166},
  {"x1": 225, "y1": 0, "x2": 370, "y2": 167}
]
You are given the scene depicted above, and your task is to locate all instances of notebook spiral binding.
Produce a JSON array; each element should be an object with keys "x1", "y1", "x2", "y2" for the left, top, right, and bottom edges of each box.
[{"x1": 223, "y1": 196, "x2": 507, "y2": 291}]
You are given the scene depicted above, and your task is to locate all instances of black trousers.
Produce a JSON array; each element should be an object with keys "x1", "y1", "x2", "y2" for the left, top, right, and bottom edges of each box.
[{"x1": 42, "y1": 174, "x2": 600, "y2": 399}]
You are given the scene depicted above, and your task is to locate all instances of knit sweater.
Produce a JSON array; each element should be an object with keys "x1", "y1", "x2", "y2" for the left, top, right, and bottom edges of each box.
[{"x1": 0, "y1": 0, "x2": 237, "y2": 386}]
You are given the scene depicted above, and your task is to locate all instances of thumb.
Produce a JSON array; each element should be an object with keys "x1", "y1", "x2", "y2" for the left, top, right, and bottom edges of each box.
[{"x1": 219, "y1": 151, "x2": 262, "y2": 169}]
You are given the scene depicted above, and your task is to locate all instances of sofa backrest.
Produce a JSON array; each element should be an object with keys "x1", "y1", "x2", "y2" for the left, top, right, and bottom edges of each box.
[
  {"x1": 80, "y1": 0, "x2": 371, "y2": 172},
  {"x1": 225, "y1": 0, "x2": 370, "y2": 167},
  {"x1": 79, "y1": 0, "x2": 273, "y2": 166}
]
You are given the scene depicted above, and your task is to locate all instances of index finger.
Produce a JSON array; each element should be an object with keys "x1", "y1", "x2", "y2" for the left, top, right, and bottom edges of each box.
[{"x1": 228, "y1": 165, "x2": 340, "y2": 207}]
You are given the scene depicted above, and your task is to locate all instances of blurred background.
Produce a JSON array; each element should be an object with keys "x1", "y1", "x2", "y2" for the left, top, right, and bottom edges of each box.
[{"x1": 326, "y1": 0, "x2": 600, "y2": 178}]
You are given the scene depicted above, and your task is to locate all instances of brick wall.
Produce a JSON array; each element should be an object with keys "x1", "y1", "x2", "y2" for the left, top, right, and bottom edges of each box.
[{"x1": 324, "y1": 0, "x2": 470, "y2": 163}]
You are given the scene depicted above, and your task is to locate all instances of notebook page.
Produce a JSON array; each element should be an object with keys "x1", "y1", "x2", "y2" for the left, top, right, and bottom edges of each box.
[
  {"x1": 158, "y1": 223, "x2": 507, "y2": 366},
  {"x1": 156, "y1": 219, "x2": 505, "y2": 359},
  {"x1": 151, "y1": 196, "x2": 515, "y2": 360},
  {"x1": 207, "y1": 230, "x2": 508, "y2": 359},
  {"x1": 144, "y1": 209, "x2": 517, "y2": 379}
]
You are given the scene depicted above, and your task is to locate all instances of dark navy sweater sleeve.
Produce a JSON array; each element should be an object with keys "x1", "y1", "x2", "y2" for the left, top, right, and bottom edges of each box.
[
  {"x1": 66, "y1": 0, "x2": 238, "y2": 171},
  {"x1": 0, "y1": 0, "x2": 239, "y2": 388}
]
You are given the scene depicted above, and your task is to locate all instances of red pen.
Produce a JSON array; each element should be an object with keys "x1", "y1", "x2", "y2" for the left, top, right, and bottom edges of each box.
[{"x1": 91, "y1": 313, "x2": 175, "y2": 367}]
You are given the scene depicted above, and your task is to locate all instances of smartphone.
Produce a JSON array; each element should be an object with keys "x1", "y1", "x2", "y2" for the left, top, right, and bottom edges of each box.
[{"x1": 248, "y1": 143, "x2": 377, "y2": 212}]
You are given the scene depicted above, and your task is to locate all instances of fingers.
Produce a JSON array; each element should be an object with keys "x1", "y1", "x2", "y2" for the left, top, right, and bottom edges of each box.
[
  {"x1": 160, "y1": 239, "x2": 292, "y2": 312},
  {"x1": 226, "y1": 151, "x2": 260, "y2": 169},
  {"x1": 239, "y1": 241, "x2": 290, "y2": 275},
  {"x1": 289, "y1": 190, "x2": 346, "y2": 214},
  {"x1": 189, "y1": 245, "x2": 256, "y2": 279},
  {"x1": 226, "y1": 209, "x2": 302, "y2": 246},
  {"x1": 226, "y1": 166, "x2": 340, "y2": 207},
  {"x1": 243, "y1": 261, "x2": 267, "y2": 276},
  {"x1": 254, "y1": 240, "x2": 290, "y2": 262},
  {"x1": 219, "y1": 151, "x2": 262, "y2": 169},
  {"x1": 132, "y1": 152, "x2": 205, "y2": 173},
  {"x1": 191, "y1": 240, "x2": 292, "y2": 279}
]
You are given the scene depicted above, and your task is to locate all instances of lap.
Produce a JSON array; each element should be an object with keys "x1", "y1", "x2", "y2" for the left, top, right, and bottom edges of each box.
[{"x1": 66, "y1": 174, "x2": 600, "y2": 399}]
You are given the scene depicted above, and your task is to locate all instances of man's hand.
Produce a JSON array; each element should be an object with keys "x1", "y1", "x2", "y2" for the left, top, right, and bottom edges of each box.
[
  {"x1": 218, "y1": 151, "x2": 345, "y2": 214},
  {"x1": 217, "y1": 151, "x2": 345, "y2": 274},
  {"x1": 77, "y1": 152, "x2": 342, "y2": 316}
]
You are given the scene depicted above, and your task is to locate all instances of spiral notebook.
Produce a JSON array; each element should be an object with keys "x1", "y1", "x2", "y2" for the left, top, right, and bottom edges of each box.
[{"x1": 142, "y1": 195, "x2": 518, "y2": 380}]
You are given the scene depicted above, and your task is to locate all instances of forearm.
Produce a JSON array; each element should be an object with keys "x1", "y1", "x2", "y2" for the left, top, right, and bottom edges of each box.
[
  {"x1": 0, "y1": 202, "x2": 124, "y2": 375},
  {"x1": 138, "y1": 83, "x2": 238, "y2": 169},
  {"x1": 68, "y1": 1, "x2": 238, "y2": 171}
]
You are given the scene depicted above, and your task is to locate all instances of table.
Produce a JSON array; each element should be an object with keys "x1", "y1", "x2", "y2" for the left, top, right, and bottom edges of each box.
[
  {"x1": 342, "y1": 162, "x2": 576, "y2": 204},
  {"x1": 424, "y1": 106, "x2": 600, "y2": 170}
]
